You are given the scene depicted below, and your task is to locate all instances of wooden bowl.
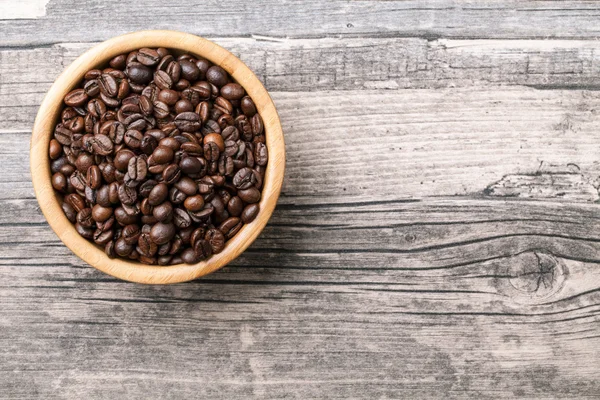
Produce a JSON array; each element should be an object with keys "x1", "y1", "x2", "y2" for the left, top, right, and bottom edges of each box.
[{"x1": 30, "y1": 30, "x2": 285, "y2": 284}]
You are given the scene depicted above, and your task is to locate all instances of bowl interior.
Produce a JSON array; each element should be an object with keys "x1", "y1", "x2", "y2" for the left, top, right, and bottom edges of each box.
[{"x1": 30, "y1": 30, "x2": 285, "y2": 284}]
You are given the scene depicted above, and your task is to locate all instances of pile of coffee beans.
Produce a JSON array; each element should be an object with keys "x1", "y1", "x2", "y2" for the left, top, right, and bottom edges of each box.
[{"x1": 49, "y1": 47, "x2": 268, "y2": 265}]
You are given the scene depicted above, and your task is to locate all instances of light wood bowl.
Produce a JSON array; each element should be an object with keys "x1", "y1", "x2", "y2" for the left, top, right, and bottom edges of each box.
[{"x1": 30, "y1": 30, "x2": 285, "y2": 284}]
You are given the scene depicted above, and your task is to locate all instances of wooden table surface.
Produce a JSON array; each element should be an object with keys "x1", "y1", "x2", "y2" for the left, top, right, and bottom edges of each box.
[{"x1": 1, "y1": 1, "x2": 600, "y2": 398}]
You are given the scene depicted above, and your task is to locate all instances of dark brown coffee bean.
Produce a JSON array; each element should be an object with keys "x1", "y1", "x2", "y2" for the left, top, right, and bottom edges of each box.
[
  {"x1": 65, "y1": 193, "x2": 86, "y2": 213},
  {"x1": 154, "y1": 70, "x2": 173, "y2": 90},
  {"x1": 138, "y1": 232, "x2": 157, "y2": 256},
  {"x1": 150, "y1": 222, "x2": 176, "y2": 245},
  {"x1": 179, "y1": 156, "x2": 204, "y2": 175},
  {"x1": 98, "y1": 74, "x2": 118, "y2": 98},
  {"x1": 84, "y1": 79, "x2": 101, "y2": 97},
  {"x1": 51, "y1": 172, "x2": 68, "y2": 192},
  {"x1": 109, "y1": 54, "x2": 127, "y2": 70},
  {"x1": 105, "y1": 240, "x2": 116, "y2": 258},
  {"x1": 173, "y1": 176, "x2": 197, "y2": 196},
  {"x1": 241, "y1": 204, "x2": 260, "y2": 224},
  {"x1": 193, "y1": 239, "x2": 212, "y2": 260},
  {"x1": 108, "y1": 182, "x2": 120, "y2": 203},
  {"x1": 206, "y1": 66, "x2": 228, "y2": 87},
  {"x1": 138, "y1": 180, "x2": 157, "y2": 198},
  {"x1": 62, "y1": 202, "x2": 77, "y2": 223},
  {"x1": 123, "y1": 129, "x2": 143, "y2": 149},
  {"x1": 157, "y1": 89, "x2": 179, "y2": 105},
  {"x1": 127, "y1": 155, "x2": 148, "y2": 181},
  {"x1": 96, "y1": 185, "x2": 111, "y2": 207},
  {"x1": 54, "y1": 125, "x2": 74, "y2": 146},
  {"x1": 114, "y1": 237, "x2": 133, "y2": 257},
  {"x1": 173, "y1": 207, "x2": 192, "y2": 229},
  {"x1": 152, "y1": 145, "x2": 174, "y2": 164},
  {"x1": 218, "y1": 217, "x2": 242, "y2": 239},
  {"x1": 227, "y1": 196, "x2": 244, "y2": 217},
  {"x1": 64, "y1": 89, "x2": 88, "y2": 107},
  {"x1": 204, "y1": 142, "x2": 220, "y2": 162},
  {"x1": 75, "y1": 222, "x2": 95, "y2": 239},
  {"x1": 137, "y1": 48, "x2": 160, "y2": 66},
  {"x1": 233, "y1": 167, "x2": 258, "y2": 190},
  {"x1": 254, "y1": 142, "x2": 268, "y2": 166},
  {"x1": 92, "y1": 204, "x2": 113, "y2": 222},
  {"x1": 220, "y1": 83, "x2": 245, "y2": 100},
  {"x1": 76, "y1": 208, "x2": 94, "y2": 228},
  {"x1": 139, "y1": 95, "x2": 154, "y2": 116},
  {"x1": 122, "y1": 224, "x2": 141, "y2": 245},
  {"x1": 153, "y1": 202, "x2": 173, "y2": 222},
  {"x1": 238, "y1": 187, "x2": 261, "y2": 203},
  {"x1": 148, "y1": 183, "x2": 169, "y2": 206},
  {"x1": 139, "y1": 134, "x2": 158, "y2": 155},
  {"x1": 126, "y1": 62, "x2": 153, "y2": 84},
  {"x1": 183, "y1": 195, "x2": 204, "y2": 212},
  {"x1": 181, "y1": 248, "x2": 199, "y2": 264},
  {"x1": 162, "y1": 163, "x2": 181, "y2": 185},
  {"x1": 179, "y1": 59, "x2": 200, "y2": 81},
  {"x1": 173, "y1": 99, "x2": 192, "y2": 114},
  {"x1": 118, "y1": 184, "x2": 137, "y2": 205},
  {"x1": 85, "y1": 165, "x2": 101, "y2": 189},
  {"x1": 114, "y1": 149, "x2": 135, "y2": 171},
  {"x1": 240, "y1": 96, "x2": 257, "y2": 117},
  {"x1": 205, "y1": 228, "x2": 225, "y2": 254},
  {"x1": 91, "y1": 134, "x2": 113, "y2": 155},
  {"x1": 174, "y1": 112, "x2": 201, "y2": 132},
  {"x1": 114, "y1": 207, "x2": 138, "y2": 226},
  {"x1": 49, "y1": 139, "x2": 63, "y2": 160}
]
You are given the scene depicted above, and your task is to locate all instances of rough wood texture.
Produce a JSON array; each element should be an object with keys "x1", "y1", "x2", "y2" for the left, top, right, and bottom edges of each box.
[{"x1": 2, "y1": 1, "x2": 600, "y2": 399}]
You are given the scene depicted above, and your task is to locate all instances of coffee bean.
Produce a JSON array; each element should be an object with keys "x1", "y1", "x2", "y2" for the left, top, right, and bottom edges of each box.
[
  {"x1": 118, "y1": 184, "x2": 137, "y2": 205},
  {"x1": 254, "y1": 142, "x2": 268, "y2": 166},
  {"x1": 85, "y1": 165, "x2": 101, "y2": 189},
  {"x1": 240, "y1": 96, "x2": 257, "y2": 117},
  {"x1": 49, "y1": 139, "x2": 63, "y2": 160},
  {"x1": 227, "y1": 196, "x2": 244, "y2": 217},
  {"x1": 174, "y1": 112, "x2": 201, "y2": 132},
  {"x1": 137, "y1": 48, "x2": 160, "y2": 66},
  {"x1": 64, "y1": 89, "x2": 88, "y2": 107},
  {"x1": 148, "y1": 183, "x2": 169, "y2": 206},
  {"x1": 162, "y1": 163, "x2": 181, "y2": 185},
  {"x1": 238, "y1": 187, "x2": 261, "y2": 203},
  {"x1": 150, "y1": 222, "x2": 176, "y2": 245},
  {"x1": 126, "y1": 62, "x2": 153, "y2": 84},
  {"x1": 218, "y1": 217, "x2": 242, "y2": 239},
  {"x1": 179, "y1": 59, "x2": 200, "y2": 81},
  {"x1": 174, "y1": 176, "x2": 197, "y2": 196},
  {"x1": 76, "y1": 208, "x2": 94, "y2": 228},
  {"x1": 127, "y1": 155, "x2": 148, "y2": 181},
  {"x1": 152, "y1": 145, "x2": 174, "y2": 164},
  {"x1": 241, "y1": 204, "x2": 260, "y2": 224},
  {"x1": 154, "y1": 70, "x2": 173, "y2": 90},
  {"x1": 75, "y1": 223, "x2": 95, "y2": 239},
  {"x1": 91, "y1": 134, "x2": 113, "y2": 155},
  {"x1": 181, "y1": 248, "x2": 199, "y2": 264},
  {"x1": 124, "y1": 129, "x2": 143, "y2": 149},
  {"x1": 114, "y1": 149, "x2": 135, "y2": 171},
  {"x1": 220, "y1": 83, "x2": 245, "y2": 100},
  {"x1": 158, "y1": 89, "x2": 179, "y2": 105},
  {"x1": 51, "y1": 172, "x2": 68, "y2": 192},
  {"x1": 114, "y1": 237, "x2": 133, "y2": 257},
  {"x1": 193, "y1": 239, "x2": 212, "y2": 261},
  {"x1": 114, "y1": 207, "x2": 138, "y2": 225},
  {"x1": 205, "y1": 228, "x2": 225, "y2": 254},
  {"x1": 173, "y1": 207, "x2": 192, "y2": 229},
  {"x1": 204, "y1": 142, "x2": 220, "y2": 162},
  {"x1": 122, "y1": 224, "x2": 141, "y2": 245},
  {"x1": 92, "y1": 204, "x2": 113, "y2": 222},
  {"x1": 206, "y1": 66, "x2": 228, "y2": 87}
]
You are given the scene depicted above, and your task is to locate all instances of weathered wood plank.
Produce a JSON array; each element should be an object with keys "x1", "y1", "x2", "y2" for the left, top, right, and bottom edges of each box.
[
  {"x1": 1, "y1": 0, "x2": 600, "y2": 46},
  {"x1": 4, "y1": 88, "x2": 600, "y2": 201},
  {"x1": 2, "y1": 38, "x2": 600, "y2": 120}
]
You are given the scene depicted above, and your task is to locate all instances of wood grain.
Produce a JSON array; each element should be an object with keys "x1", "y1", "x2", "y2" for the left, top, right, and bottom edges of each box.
[{"x1": 2, "y1": 0, "x2": 600, "y2": 398}]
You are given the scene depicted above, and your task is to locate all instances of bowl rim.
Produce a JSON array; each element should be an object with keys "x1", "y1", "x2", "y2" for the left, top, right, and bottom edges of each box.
[{"x1": 30, "y1": 30, "x2": 285, "y2": 284}]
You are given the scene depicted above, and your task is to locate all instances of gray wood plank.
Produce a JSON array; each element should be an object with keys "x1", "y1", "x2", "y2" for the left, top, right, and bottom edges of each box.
[{"x1": 2, "y1": 0, "x2": 600, "y2": 46}]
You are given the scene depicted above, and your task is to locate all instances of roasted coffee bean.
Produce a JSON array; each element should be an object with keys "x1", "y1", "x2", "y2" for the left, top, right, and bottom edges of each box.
[
  {"x1": 96, "y1": 185, "x2": 111, "y2": 207},
  {"x1": 174, "y1": 112, "x2": 201, "y2": 132},
  {"x1": 183, "y1": 195, "x2": 204, "y2": 212},
  {"x1": 154, "y1": 70, "x2": 173, "y2": 90},
  {"x1": 51, "y1": 172, "x2": 68, "y2": 192},
  {"x1": 148, "y1": 183, "x2": 169, "y2": 206},
  {"x1": 221, "y1": 83, "x2": 245, "y2": 100},
  {"x1": 241, "y1": 204, "x2": 260, "y2": 224},
  {"x1": 75, "y1": 223, "x2": 95, "y2": 239},
  {"x1": 86, "y1": 165, "x2": 102, "y2": 189},
  {"x1": 137, "y1": 48, "x2": 160, "y2": 66},
  {"x1": 49, "y1": 139, "x2": 63, "y2": 160},
  {"x1": 76, "y1": 208, "x2": 94, "y2": 228},
  {"x1": 174, "y1": 176, "x2": 197, "y2": 196},
  {"x1": 240, "y1": 96, "x2": 257, "y2": 117},
  {"x1": 150, "y1": 222, "x2": 176, "y2": 245},
  {"x1": 62, "y1": 202, "x2": 77, "y2": 223},
  {"x1": 179, "y1": 156, "x2": 204, "y2": 175},
  {"x1": 92, "y1": 204, "x2": 113, "y2": 223},
  {"x1": 54, "y1": 125, "x2": 74, "y2": 146},
  {"x1": 227, "y1": 196, "x2": 244, "y2": 217},
  {"x1": 140, "y1": 134, "x2": 158, "y2": 155},
  {"x1": 169, "y1": 187, "x2": 187, "y2": 204},
  {"x1": 254, "y1": 142, "x2": 268, "y2": 166},
  {"x1": 126, "y1": 62, "x2": 153, "y2": 84},
  {"x1": 115, "y1": 237, "x2": 133, "y2": 257},
  {"x1": 232, "y1": 167, "x2": 258, "y2": 190},
  {"x1": 98, "y1": 74, "x2": 118, "y2": 97},
  {"x1": 206, "y1": 66, "x2": 228, "y2": 87},
  {"x1": 114, "y1": 149, "x2": 135, "y2": 171},
  {"x1": 118, "y1": 184, "x2": 137, "y2": 205},
  {"x1": 105, "y1": 240, "x2": 116, "y2": 258},
  {"x1": 238, "y1": 187, "x2": 261, "y2": 203},
  {"x1": 64, "y1": 89, "x2": 88, "y2": 107},
  {"x1": 181, "y1": 248, "x2": 199, "y2": 264},
  {"x1": 122, "y1": 224, "x2": 141, "y2": 245},
  {"x1": 193, "y1": 239, "x2": 212, "y2": 261},
  {"x1": 138, "y1": 179, "x2": 157, "y2": 198},
  {"x1": 158, "y1": 89, "x2": 179, "y2": 105},
  {"x1": 205, "y1": 228, "x2": 225, "y2": 254},
  {"x1": 218, "y1": 217, "x2": 242, "y2": 239},
  {"x1": 153, "y1": 202, "x2": 173, "y2": 222},
  {"x1": 173, "y1": 207, "x2": 192, "y2": 229},
  {"x1": 124, "y1": 129, "x2": 143, "y2": 149},
  {"x1": 91, "y1": 134, "x2": 113, "y2": 155},
  {"x1": 127, "y1": 155, "x2": 148, "y2": 181},
  {"x1": 162, "y1": 163, "x2": 181, "y2": 185},
  {"x1": 204, "y1": 142, "x2": 220, "y2": 162},
  {"x1": 110, "y1": 54, "x2": 127, "y2": 70},
  {"x1": 65, "y1": 193, "x2": 86, "y2": 213},
  {"x1": 179, "y1": 59, "x2": 200, "y2": 81},
  {"x1": 114, "y1": 207, "x2": 138, "y2": 226},
  {"x1": 152, "y1": 145, "x2": 174, "y2": 164}
]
